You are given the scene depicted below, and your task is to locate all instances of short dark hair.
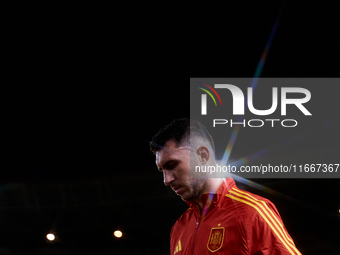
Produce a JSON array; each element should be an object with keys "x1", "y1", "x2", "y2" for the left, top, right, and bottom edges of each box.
[{"x1": 149, "y1": 118, "x2": 215, "y2": 154}]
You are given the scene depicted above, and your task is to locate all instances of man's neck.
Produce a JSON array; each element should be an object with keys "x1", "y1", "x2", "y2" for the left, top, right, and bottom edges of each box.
[{"x1": 194, "y1": 178, "x2": 224, "y2": 214}]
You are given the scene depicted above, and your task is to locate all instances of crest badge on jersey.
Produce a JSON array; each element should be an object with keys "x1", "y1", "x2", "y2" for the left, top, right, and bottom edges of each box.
[{"x1": 207, "y1": 227, "x2": 225, "y2": 252}]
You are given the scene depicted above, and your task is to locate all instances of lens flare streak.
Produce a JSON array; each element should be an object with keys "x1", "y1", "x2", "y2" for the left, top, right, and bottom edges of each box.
[{"x1": 220, "y1": 2, "x2": 285, "y2": 166}]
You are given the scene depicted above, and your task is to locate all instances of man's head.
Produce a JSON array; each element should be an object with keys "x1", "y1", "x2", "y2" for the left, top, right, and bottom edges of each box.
[{"x1": 150, "y1": 118, "x2": 216, "y2": 202}]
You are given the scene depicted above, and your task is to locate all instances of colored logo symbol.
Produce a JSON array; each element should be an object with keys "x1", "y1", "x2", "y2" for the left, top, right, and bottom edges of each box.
[{"x1": 198, "y1": 83, "x2": 222, "y2": 115}]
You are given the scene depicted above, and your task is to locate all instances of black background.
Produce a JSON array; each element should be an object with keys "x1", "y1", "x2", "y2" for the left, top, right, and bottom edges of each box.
[{"x1": 1, "y1": 1, "x2": 340, "y2": 255}]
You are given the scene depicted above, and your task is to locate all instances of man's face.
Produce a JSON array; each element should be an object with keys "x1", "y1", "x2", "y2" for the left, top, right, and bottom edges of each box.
[{"x1": 155, "y1": 140, "x2": 205, "y2": 202}]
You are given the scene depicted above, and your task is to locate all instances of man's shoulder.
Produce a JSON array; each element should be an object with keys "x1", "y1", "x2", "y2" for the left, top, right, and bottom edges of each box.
[
  {"x1": 170, "y1": 207, "x2": 195, "y2": 233},
  {"x1": 174, "y1": 206, "x2": 195, "y2": 223},
  {"x1": 221, "y1": 186, "x2": 279, "y2": 220},
  {"x1": 224, "y1": 186, "x2": 273, "y2": 203}
]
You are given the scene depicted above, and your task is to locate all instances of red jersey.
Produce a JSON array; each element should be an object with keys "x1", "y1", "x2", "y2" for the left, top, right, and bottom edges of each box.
[{"x1": 170, "y1": 178, "x2": 302, "y2": 255}]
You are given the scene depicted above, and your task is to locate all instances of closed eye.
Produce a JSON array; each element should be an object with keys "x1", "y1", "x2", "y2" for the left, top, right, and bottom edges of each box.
[{"x1": 163, "y1": 160, "x2": 178, "y2": 170}]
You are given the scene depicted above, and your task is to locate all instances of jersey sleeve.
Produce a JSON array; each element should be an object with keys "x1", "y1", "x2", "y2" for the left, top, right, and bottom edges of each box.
[
  {"x1": 248, "y1": 200, "x2": 302, "y2": 255},
  {"x1": 170, "y1": 223, "x2": 176, "y2": 254}
]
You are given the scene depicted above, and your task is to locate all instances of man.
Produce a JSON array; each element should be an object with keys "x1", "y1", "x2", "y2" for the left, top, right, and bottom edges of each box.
[{"x1": 150, "y1": 118, "x2": 302, "y2": 255}]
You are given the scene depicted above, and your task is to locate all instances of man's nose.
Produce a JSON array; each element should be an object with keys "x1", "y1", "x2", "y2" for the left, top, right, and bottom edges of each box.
[{"x1": 163, "y1": 170, "x2": 175, "y2": 186}]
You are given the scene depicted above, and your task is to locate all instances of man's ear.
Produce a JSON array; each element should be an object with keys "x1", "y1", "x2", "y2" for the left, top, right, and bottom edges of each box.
[{"x1": 196, "y1": 146, "x2": 209, "y2": 163}]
